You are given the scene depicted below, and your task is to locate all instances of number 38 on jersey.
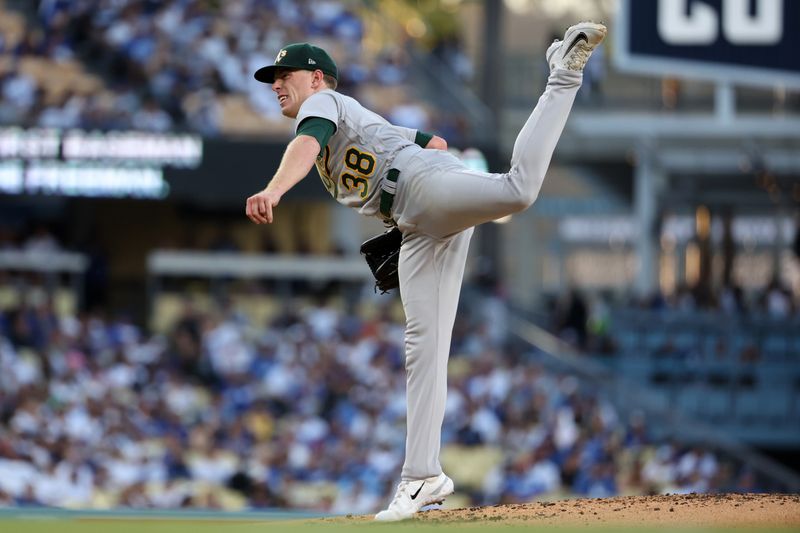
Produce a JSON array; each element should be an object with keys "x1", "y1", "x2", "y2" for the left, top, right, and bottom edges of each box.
[
  {"x1": 316, "y1": 146, "x2": 376, "y2": 200},
  {"x1": 341, "y1": 147, "x2": 375, "y2": 198}
]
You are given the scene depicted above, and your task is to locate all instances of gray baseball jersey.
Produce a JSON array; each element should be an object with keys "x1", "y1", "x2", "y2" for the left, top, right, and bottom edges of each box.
[
  {"x1": 294, "y1": 70, "x2": 583, "y2": 484},
  {"x1": 295, "y1": 89, "x2": 418, "y2": 218}
]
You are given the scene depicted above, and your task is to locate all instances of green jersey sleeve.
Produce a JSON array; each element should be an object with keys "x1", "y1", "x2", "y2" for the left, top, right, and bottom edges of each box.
[
  {"x1": 393, "y1": 127, "x2": 434, "y2": 147},
  {"x1": 297, "y1": 117, "x2": 337, "y2": 152},
  {"x1": 414, "y1": 131, "x2": 434, "y2": 148}
]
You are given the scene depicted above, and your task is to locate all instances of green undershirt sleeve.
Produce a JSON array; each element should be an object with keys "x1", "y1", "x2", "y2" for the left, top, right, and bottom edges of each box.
[
  {"x1": 415, "y1": 130, "x2": 434, "y2": 148},
  {"x1": 296, "y1": 117, "x2": 337, "y2": 154}
]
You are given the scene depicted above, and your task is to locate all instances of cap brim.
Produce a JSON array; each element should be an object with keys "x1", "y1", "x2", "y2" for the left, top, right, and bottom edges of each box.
[{"x1": 254, "y1": 65, "x2": 278, "y2": 84}]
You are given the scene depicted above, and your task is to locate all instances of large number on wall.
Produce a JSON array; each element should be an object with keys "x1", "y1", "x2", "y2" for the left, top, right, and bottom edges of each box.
[{"x1": 658, "y1": 0, "x2": 783, "y2": 45}]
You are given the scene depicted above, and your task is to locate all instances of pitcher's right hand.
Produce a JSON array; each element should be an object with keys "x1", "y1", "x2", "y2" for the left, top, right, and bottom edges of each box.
[{"x1": 246, "y1": 189, "x2": 281, "y2": 224}]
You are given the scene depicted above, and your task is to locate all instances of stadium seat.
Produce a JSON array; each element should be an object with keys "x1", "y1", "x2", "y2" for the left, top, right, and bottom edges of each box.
[
  {"x1": 734, "y1": 389, "x2": 762, "y2": 423},
  {"x1": 644, "y1": 387, "x2": 672, "y2": 414},
  {"x1": 617, "y1": 330, "x2": 639, "y2": 352},
  {"x1": 759, "y1": 389, "x2": 790, "y2": 423},
  {"x1": 698, "y1": 387, "x2": 732, "y2": 421},
  {"x1": 756, "y1": 363, "x2": 795, "y2": 387},
  {"x1": 676, "y1": 384, "x2": 704, "y2": 416},
  {"x1": 791, "y1": 382, "x2": 800, "y2": 419},
  {"x1": 762, "y1": 333, "x2": 789, "y2": 361},
  {"x1": 617, "y1": 356, "x2": 651, "y2": 381},
  {"x1": 643, "y1": 330, "x2": 668, "y2": 351},
  {"x1": 673, "y1": 331, "x2": 699, "y2": 353}
]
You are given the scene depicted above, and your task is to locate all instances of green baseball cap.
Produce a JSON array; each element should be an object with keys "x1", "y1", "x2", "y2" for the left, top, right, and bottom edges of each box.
[{"x1": 254, "y1": 43, "x2": 338, "y2": 84}]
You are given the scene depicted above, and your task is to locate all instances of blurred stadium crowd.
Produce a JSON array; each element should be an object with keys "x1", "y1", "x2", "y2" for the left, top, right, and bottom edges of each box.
[
  {"x1": 0, "y1": 0, "x2": 450, "y2": 137},
  {"x1": 0, "y1": 287, "x2": 765, "y2": 512}
]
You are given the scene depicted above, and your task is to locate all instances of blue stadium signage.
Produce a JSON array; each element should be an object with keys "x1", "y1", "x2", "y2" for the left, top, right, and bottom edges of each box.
[{"x1": 616, "y1": 0, "x2": 800, "y2": 87}]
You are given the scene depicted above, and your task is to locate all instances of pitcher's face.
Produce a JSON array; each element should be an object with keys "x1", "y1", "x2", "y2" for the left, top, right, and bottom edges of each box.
[{"x1": 272, "y1": 68, "x2": 319, "y2": 118}]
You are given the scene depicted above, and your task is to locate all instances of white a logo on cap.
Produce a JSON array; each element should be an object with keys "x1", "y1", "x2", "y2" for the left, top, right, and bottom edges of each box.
[
  {"x1": 276, "y1": 49, "x2": 287, "y2": 63},
  {"x1": 308, "y1": 58, "x2": 316, "y2": 65}
]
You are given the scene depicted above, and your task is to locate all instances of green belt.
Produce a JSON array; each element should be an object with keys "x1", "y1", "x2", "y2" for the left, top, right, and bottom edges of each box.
[{"x1": 379, "y1": 168, "x2": 400, "y2": 219}]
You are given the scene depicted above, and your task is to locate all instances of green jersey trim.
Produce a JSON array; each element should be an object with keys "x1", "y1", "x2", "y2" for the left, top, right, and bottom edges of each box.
[
  {"x1": 414, "y1": 131, "x2": 434, "y2": 148},
  {"x1": 297, "y1": 117, "x2": 337, "y2": 155}
]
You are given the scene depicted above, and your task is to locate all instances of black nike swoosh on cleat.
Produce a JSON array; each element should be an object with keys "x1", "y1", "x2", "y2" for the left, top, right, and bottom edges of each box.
[
  {"x1": 563, "y1": 32, "x2": 588, "y2": 56},
  {"x1": 410, "y1": 482, "x2": 425, "y2": 500}
]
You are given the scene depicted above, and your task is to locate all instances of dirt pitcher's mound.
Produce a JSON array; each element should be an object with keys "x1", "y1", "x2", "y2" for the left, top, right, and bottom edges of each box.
[{"x1": 410, "y1": 493, "x2": 800, "y2": 527}]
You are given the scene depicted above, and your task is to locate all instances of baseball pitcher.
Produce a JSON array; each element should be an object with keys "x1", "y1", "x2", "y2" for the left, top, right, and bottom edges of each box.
[{"x1": 246, "y1": 22, "x2": 607, "y2": 521}]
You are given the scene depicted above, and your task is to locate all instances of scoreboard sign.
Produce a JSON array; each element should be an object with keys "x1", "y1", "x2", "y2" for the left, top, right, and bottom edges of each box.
[
  {"x1": 0, "y1": 128, "x2": 202, "y2": 199},
  {"x1": 616, "y1": 0, "x2": 800, "y2": 87}
]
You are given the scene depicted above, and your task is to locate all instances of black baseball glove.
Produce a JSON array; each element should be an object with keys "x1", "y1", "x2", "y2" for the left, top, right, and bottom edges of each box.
[{"x1": 360, "y1": 227, "x2": 402, "y2": 293}]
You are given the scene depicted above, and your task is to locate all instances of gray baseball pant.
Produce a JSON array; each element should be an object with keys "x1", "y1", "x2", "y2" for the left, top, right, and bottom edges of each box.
[{"x1": 390, "y1": 68, "x2": 582, "y2": 480}]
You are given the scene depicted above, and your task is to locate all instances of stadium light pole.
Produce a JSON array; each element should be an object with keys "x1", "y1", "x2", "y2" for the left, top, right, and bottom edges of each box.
[
  {"x1": 634, "y1": 141, "x2": 661, "y2": 297},
  {"x1": 479, "y1": 0, "x2": 504, "y2": 129},
  {"x1": 477, "y1": 0, "x2": 505, "y2": 290}
]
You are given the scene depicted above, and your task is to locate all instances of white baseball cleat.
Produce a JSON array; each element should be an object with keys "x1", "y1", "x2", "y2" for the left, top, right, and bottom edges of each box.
[
  {"x1": 374, "y1": 472, "x2": 454, "y2": 522},
  {"x1": 545, "y1": 39, "x2": 562, "y2": 70},
  {"x1": 547, "y1": 22, "x2": 607, "y2": 71}
]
